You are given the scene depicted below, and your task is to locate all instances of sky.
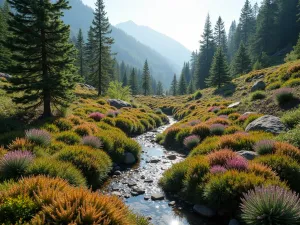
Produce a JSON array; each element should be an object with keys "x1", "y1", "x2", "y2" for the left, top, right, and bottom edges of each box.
[{"x1": 82, "y1": 0, "x2": 259, "y2": 51}]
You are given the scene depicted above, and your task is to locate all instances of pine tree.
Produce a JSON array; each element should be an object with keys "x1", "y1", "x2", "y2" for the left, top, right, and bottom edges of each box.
[
  {"x1": 85, "y1": 26, "x2": 96, "y2": 84},
  {"x1": 0, "y1": 1, "x2": 11, "y2": 72},
  {"x1": 250, "y1": 0, "x2": 279, "y2": 61},
  {"x1": 142, "y1": 60, "x2": 151, "y2": 95},
  {"x1": 76, "y1": 29, "x2": 85, "y2": 79},
  {"x1": 190, "y1": 50, "x2": 198, "y2": 79},
  {"x1": 187, "y1": 78, "x2": 196, "y2": 94},
  {"x1": 129, "y1": 68, "x2": 138, "y2": 95},
  {"x1": 214, "y1": 16, "x2": 228, "y2": 55},
  {"x1": 122, "y1": 71, "x2": 128, "y2": 87},
  {"x1": 231, "y1": 42, "x2": 251, "y2": 77},
  {"x1": 5, "y1": 0, "x2": 80, "y2": 117},
  {"x1": 120, "y1": 61, "x2": 126, "y2": 81},
  {"x1": 151, "y1": 76, "x2": 156, "y2": 95},
  {"x1": 178, "y1": 72, "x2": 187, "y2": 95},
  {"x1": 195, "y1": 14, "x2": 215, "y2": 89},
  {"x1": 170, "y1": 74, "x2": 178, "y2": 96},
  {"x1": 91, "y1": 0, "x2": 114, "y2": 96},
  {"x1": 228, "y1": 21, "x2": 237, "y2": 62},
  {"x1": 156, "y1": 81, "x2": 163, "y2": 96},
  {"x1": 253, "y1": 2, "x2": 259, "y2": 18},
  {"x1": 206, "y1": 47, "x2": 231, "y2": 88},
  {"x1": 239, "y1": 0, "x2": 256, "y2": 45},
  {"x1": 285, "y1": 35, "x2": 300, "y2": 61}
]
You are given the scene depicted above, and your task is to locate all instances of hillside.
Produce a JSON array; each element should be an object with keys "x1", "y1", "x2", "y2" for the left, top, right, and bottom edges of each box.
[{"x1": 116, "y1": 20, "x2": 191, "y2": 69}]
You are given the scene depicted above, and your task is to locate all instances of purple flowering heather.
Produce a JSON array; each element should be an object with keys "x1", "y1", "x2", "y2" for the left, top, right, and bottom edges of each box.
[
  {"x1": 89, "y1": 112, "x2": 105, "y2": 121},
  {"x1": 253, "y1": 140, "x2": 275, "y2": 155},
  {"x1": 183, "y1": 135, "x2": 200, "y2": 150},
  {"x1": 0, "y1": 151, "x2": 34, "y2": 179},
  {"x1": 25, "y1": 129, "x2": 51, "y2": 146},
  {"x1": 210, "y1": 165, "x2": 227, "y2": 174},
  {"x1": 82, "y1": 136, "x2": 102, "y2": 149},
  {"x1": 241, "y1": 186, "x2": 300, "y2": 225},
  {"x1": 209, "y1": 123, "x2": 225, "y2": 136},
  {"x1": 226, "y1": 156, "x2": 248, "y2": 171}
]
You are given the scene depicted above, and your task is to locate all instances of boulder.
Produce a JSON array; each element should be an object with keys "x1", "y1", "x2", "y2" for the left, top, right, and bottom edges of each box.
[
  {"x1": 193, "y1": 205, "x2": 216, "y2": 218},
  {"x1": 242, "y1": 112, "x2": 256, "y2": 116},
  {"x1": 238, "y1": 151, "x2": 258, "y2": 160},
  {"x1": 107, "y1": 99, "x2": 132, "y2": 109},
  {"x1": 228, "y1": 102, "x2": 240, "y2": 108},
  {"x1": 151, "y1": 193, "x2": 165, "y2": 200},
  {"x1": 245, "y1": 115, "x2": 286, "y2": 134},
  {"x1": 124, "y1": 152, "x2": 136, "y2": 164},
  {"x1": 251, "y1": 81, "x2": 266, "y2": 92},
  {"x1": 167, "y1": 154, "x2": 177, "y2": 160}
]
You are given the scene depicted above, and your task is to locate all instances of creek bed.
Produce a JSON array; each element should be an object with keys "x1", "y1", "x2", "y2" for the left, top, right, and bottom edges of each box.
[{"x1": 104, "y1": 117, "x2": 218, "y2": 225}]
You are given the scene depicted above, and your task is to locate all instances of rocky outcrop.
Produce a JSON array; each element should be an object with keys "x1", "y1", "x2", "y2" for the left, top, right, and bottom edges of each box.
[
  {"x1": 228, "y1": 102, "x2": 240, "y2": 108},
  {"x1": 238, "y1": 151, "x2": 258, "y2": 160},
  {"x1": 251, "y1": 81, "x2": 266, "y2": 92},
  {"x1": 193, "y1": 205, "x2": 216, "y2": 218},
  {"x1": 107, "y1": 99, "x2": 132, "y2": 109},
  {"x1": 245, "y1": 115, "x2": 286, "y2": 134}
]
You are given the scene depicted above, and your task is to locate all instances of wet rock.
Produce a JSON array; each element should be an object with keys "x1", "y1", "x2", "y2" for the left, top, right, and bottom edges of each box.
[
  {"x1": 168, "y1": 201, "x2": 176, "y2": 206},
  {"x1": 251, "y1": 81, "x2": 266, "y2": 92},
  {"x1": 245, "y1": 115, "x2": 286, "y2": 134},
  {"x1": 107, "y1": 99, "x2": 132, "y2": 109},
  {"x1": 151, "y1": 193, "x2": 165, "y2": 200},
  {"x1": 114, "y1": 170, "x2": 121, "y2": 175},
  {"x1": 131, "y1": 191, "x2": 139, "y2": 196},
  {"x1": 149, "y1": 158, "x2": 161, "y2": 163},
  {"x1": 112, "y1": 186, "x2": 120, "y2": 191},
  {"x1": 141, "y1": 175, "x2": 145, "y2": 179},
  {"x1": 132, "y1": 187, "x2": 145, "y2": 194},
  {"x1": 144, "y1": 196, "x2": 150, "y2": 200},
  {"x1": 229, "y1": 219, "x2": 240, "y2": 225},
  {"x1": 193, "y1": 204, "x2": 216, "y2": 218},
  {"x1": 111, "y1": 191, "x2": 122, "y2": 197},
  {"x1": 167, "y1": 155, "x2": 177, "y2": 160},
  {"x1": 124, "y1": 152, "x2": 136, "y2": 164},
  {"x1": 124, "y1": 194, "x2": 131, "y2": 198},
  {"x1": 144, "y1": 179, "x2": 153, "y2": 183},
  {"x1": 147, "y1": 216, "x2": 152, "y2": 221},
  {"x1": 228, "y1": 102, "x2": 240, "y2": 108},
  {"x1": 238, "y1": 151, "x2": 258, "y2": 160},
  {"x1": 128, "y1": 181, "x2": 137, "y2": 187}
]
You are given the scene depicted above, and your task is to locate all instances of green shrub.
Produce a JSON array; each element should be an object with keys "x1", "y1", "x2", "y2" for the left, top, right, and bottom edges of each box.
[
  {"x1": 266, "y1": 81, "x2": 281, "y2": 90},
  {"x1": 42, "y1": 123, "x2": 59, "y2": 133},
  {"x1": 203, "y1": 171, "x2": 285, "y2": 210},
  {"x1": 175, "y1": 128, "x2": 191, "y2": 146},
  {"x1": 0, "y1": 131, "x2": 24, "y2": 147},
  {"x1": 26, "y1": 158, "x2": 86, "y2": 187},
  {"x1": 250, "y1": 91, "x2": 266, "y2": 101},
  {"x1": 102, "y1": 117, "x2": 116, "y2": 126},
  {"x1": 282, "y1": 78, "x2": 300, "y2": 87},
  {"x1": 241, "y1": 186, "x2": 300, "y2": 225},
  {"x1": 276, "y1": 128, "x2": 300, "y2": 148},
  {"x1": 55, "y1": 146, "x2": 112, "y2": 187},
  {"x1": 281, "y1": 108, "x2": 300, "y2": 128},
  {"x1": 274, "y1": 88, "x2": 295, "y2": 105},
  {"x1": 217, "y1": 108, "x2": 237, "y2": 116},
  {"x1": 115, "y1": 118, "x2": 134, "y2": 134},
  {"x1": 54, "y1": 118, "x2": 73, "y2": 131},
  {"x1": 56, "y1": 131, "x2": 81, "y2": 145},
  {"x1": 164, "y1": 127, "x2": 181, "y2": 147},
  {"x1": 193, "y1": 90, "x2": 202, "y2": 100},
  {"x1": 0, "y1": 195, "x2": 38, "y2": 224},
  {"x1": 255, "y1": 155, "x2": 300, "y2": 192},
  {"x1": 191, "y1": 124, "x2": 210, "y2": 140}
]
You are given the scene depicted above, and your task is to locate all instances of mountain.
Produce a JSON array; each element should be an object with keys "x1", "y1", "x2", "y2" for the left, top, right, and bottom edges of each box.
[
  {"x1": 1, "y1": 0, "x2": 176, "y2": 86},
  {"x1": 116, "y1": 21, "x2": 191, "y2": 69}
]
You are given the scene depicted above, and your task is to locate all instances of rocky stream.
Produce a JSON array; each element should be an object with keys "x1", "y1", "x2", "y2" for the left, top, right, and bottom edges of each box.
[{"x1": 103, "y1": 117, "x2": 219, "y2": 225}]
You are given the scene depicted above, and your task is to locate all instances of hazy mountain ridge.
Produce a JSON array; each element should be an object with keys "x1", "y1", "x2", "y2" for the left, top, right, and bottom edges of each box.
[{"x1": 116, "y1": 20, "x2": 192, "y2": 69}]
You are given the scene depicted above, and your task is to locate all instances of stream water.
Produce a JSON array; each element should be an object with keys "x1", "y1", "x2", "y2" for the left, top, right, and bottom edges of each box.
[{"x1": 104, "y1": 117, "x2": 218, "y2": 225}]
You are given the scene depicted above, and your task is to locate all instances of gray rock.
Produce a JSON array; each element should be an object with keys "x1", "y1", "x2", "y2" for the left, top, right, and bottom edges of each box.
[
  {"x1": 242, "y1": 112, "x2": 256, "y2": 116},
  {"x1": 229, "y1": 219, "x2": 240, "y2": 225},
  {"x1": 193, "y1": 205, "x2": 216, "y2": 218},
  {"x1": 112, "y1": 186, "x2": 120, "y2": 191},
  {"x1": 124, "y1": 152, "x2": 136, "y2": 164},
  {"x1": 238, "y1": 151, "x2": 258, "y2": 160},
  {"x1": 151, "y1": 193, "x2": 165, "y2": 200},
  {"x1": 167, "y1": 155, "x2": 177, "y2": 160},
  {"x1": 144, "y1": 179, "x2": 153, "y2": 183},
  {"x1": 149, "y1": 158, "x2": 161, "y2": 163},
  {"x1": 251, "y1": 81, "x2": 266, "y2": 92},
  {"x1": 131, "y1": 191, "x2": 139, "y2": 196},
  {"x1": 128, "y1": 181, "x2": 137, "y2": 187},
  {"x1": 144, "y1": 196, "x2": 150, "y2": 200},
  {"x1": 228, "y1": 102, "x2": 240, "y2": 108},
  {"x1": 168, "y1": 201, "x2": 176, "y2": 206},
  {"x1": 107, "y1": 99, "x2": 132, "y2": 109},
  {"x1": 132, "y1": 187, "x2": 145, "y2": 194},
  {"x1": 0, "y1": 72, "x2": 11, "y2": 79},
  {"x1": 245, "y1": 115, "x2": 286, "y2": 134}
]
